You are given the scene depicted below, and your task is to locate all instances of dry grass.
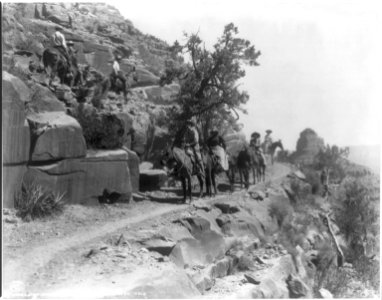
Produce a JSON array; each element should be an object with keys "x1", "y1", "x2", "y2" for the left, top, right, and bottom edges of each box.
[{"x1": 15, "y1": 182, "x2": 65, "y2": 221}]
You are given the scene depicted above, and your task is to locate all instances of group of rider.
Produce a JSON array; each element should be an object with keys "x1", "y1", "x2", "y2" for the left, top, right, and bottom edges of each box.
[
  {"x1": 180, "y1": 118, "x2": 274, "y2": 176},
  {"x1": 50, "y1": 27, "x2": 274, "y2": 173},
  {"x1": 50, "y1": 26, "x2": 127, "y2": 95}
]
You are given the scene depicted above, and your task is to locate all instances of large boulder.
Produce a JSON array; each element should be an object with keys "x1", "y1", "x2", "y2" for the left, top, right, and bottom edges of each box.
[
  {"x1": 139, "y1": 169, "x2": 168, "y2": 191},
  {"x1": 27, "y1": 112, "x2": 87, "y2": 162},
  {"x1": 124, "y1": 266, "x2": 200, "y2": 298},
  {"x1": 27, "y1": 84, "x2": 66, "y2": 113},
  {"x1": 141, "y1": 83, "x2": 180, "y2": 105},
  {"x1": 115, "y1": 112, "x2": 134, "y2": 149},
  {"x1": 170, "y1": 216, "x2": 226, "y2": 268},
  {"x1": 130, "y1": 67, "x2": 159, "y2": 88},
  {"x1": 23, "y1": 149, "x2": 133, "y2": 204}
]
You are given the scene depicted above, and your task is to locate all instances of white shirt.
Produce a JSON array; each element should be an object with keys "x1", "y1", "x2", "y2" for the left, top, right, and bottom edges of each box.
[
  {"x1": 52, "y1": 31, "x2": 67, "y2": 50},
  {"x1": 113, "y1": 60, "x2": 120, "y2": 75}
]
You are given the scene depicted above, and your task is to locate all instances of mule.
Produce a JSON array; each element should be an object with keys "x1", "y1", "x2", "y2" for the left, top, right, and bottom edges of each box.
[
  {"x1": 42, "y1": 47, "x2": 79, "y2": 87},
  {"x1": 267, "y1": 140, "x2": 284, "y2": 165},
  {"x1": 248, "y1": 147, "x2": 266, "y2": 183},
  {"x1": 202, "y1": 147, "x2": 233, "y2": 197},
  {"x1": 161, "y1": 146, "x2": 204, "y2": 203},
  {"x1": 237, "y1": 148, "x2": 252, "y2": 189}
]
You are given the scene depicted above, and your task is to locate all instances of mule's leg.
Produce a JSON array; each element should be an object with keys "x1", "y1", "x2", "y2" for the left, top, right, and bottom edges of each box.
[
  {"x1": 239, "y1": 168, "x2": 243, "y2": 188},
  {"x1": 226, "y1": 171, "x2": 233, "y2": 192},
  {"x1": 198, "y1": 175, "x2": 204, "y2": 198},
  {"x1": 205, "y1": 168, "x2": 211, "y2": 197},
  {"x1": 252, "y1": 166, "x2": 256, "y2": 185},
  {"x1": 181, "y1": 177, "x2": 187, "y2": 203},
  {"x1": 187, "y1": 175, "x2": 192, "y2": 203},
  {"x1": 212, "y1": 171, "x2": 217, "y2": 195}
]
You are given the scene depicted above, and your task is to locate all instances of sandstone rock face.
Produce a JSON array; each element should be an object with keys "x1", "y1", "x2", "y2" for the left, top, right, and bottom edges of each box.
[
  {"x1": 27, "y1": 112, "x2": 87, "y2": 162},
  {"x1": 140, "y1": 83, "x2": 180, "y2": 104},
  {"x1": 130, "y1": 67, "x2": 159, "y2": 87},
  {"x1": 3, "y1": 120, "x2": 31, "y2": 165},
  {"x1": 170, "y1": 216, "x2": 226, "y2": 268},
  {"x1": 3, "y1": 72, "x2": 31, "y2": 207},
  {"x1": 23, "y1": 150, "x2": 133, "y2": 204},
  {"x1": 2, "y1": 71, "x2": 31, "y2": 104},
  {"x1": 124, "y1": 148, "x2": 140, "y2": 193},
  {"x1": 139, "y1": 169, "x2": 168, "y2": 191},
  {"x1": 27, "y1": 85, "x2": 66, "y2": 113},
  {"x1": 125, "y1": 266, "x2": 200, "y2": 298},
  {"x1": 2, "y1": 165, "x2": 27, "y2": 208},
  {"x1": 293, "y1": 128, "x2": 325, "y2": 164}
]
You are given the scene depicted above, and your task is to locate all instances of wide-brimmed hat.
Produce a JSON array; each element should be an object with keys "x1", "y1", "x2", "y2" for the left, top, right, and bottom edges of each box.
[{"x1": 266, "y1": 129, "x2": 272, "y2": 134}]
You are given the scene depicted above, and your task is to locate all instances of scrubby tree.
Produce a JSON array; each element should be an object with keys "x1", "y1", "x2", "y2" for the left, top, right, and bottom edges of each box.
[
  {"x1": 160, "y1": 23, "x2": 261, "y2": 140},
  {"x1": 314, "y1": 144, "x2": 349, "y2": 184}
]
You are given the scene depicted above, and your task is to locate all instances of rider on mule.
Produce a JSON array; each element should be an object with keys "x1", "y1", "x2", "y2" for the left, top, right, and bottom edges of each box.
[
  {"x1": 263, "y1": 129, "x2": 273, "y2": 154},
  {"x1": 207, "y1": 130, "x2": 229, "y2": 171},
  {"x1": 110, "y1": 54, "x2": 127, "y2": 99},
  {"x1": 250, "y1": 131, "x2": 266, "y2": 164},
  {"x1": 52, "y1": 26, "x2": 71, "y2": 68},
  {"x1": 183, "y1": 119, "x2": 205, "y2": 177}
]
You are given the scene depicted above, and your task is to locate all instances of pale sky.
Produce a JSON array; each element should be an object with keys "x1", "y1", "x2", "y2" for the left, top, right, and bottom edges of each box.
[{"x1": 16, "y1": 0, "x2": 382, "y2": 150}]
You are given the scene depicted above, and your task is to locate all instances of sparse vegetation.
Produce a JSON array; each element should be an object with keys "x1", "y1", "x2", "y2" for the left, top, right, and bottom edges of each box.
[{"x1": 15, "y1": 182, "x2": 65, "y2": 221}]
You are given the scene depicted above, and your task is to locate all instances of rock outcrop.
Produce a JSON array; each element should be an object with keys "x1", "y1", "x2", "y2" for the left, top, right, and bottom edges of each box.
[
  {"x1": 24, "y1": 149, "x2": 135, "y2": 205},
  {"x1": 28, "y1": 112, "x2": 87, "y2": 162},
  {"x1": 2, "y1": 72, "x2": 31, "y2": 207},
  {"x1": 292, "y1": 128, "x2": 325, "y2": 164}
]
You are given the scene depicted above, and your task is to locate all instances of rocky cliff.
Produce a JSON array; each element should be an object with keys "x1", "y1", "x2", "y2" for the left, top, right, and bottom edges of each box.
[
  {"x1": 291, "y1": 128, "x2": 325, "y2": 165},
  {"x1": 2, "y1": 3, "x2": 246, "y2": 207},
  {"x1": 2, "y1": 3, "x2": 182, "y2": 207}
]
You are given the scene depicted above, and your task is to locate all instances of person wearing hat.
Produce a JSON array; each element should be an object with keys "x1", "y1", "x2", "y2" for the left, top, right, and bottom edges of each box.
[
  {"x1": 110, "y1": 54, "x2": 127, "y2": 99},
  {"x1": 183, "y1": 119, "x2": 204, "y2": 176},
  {"x1": 52, "y1": 26, "x2": 70, "y2": 66},
  {"x1": 250, "y1": 132, "x2": 261, "y2": 148},
  {"x1": 207, "y1": 130, "x2": 228, "y2": 171},
  {"x1": 263, "y1": 129, "x2": 273, "y2": 154}
]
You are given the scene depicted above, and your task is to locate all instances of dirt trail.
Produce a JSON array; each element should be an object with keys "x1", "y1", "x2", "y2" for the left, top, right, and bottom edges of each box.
[
  {"x1": 3, "y1": 162, "x2": 292, "y2": 298},
  {"x1": 3, "y1": 204, "x2": 190, "y2": 292}
]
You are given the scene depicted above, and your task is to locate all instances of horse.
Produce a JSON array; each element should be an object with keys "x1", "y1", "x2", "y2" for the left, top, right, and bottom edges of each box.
[
  {"x1": 267, "y1": 140, "x2": 284, "y2": 165},
  {"x1": 42, "y1": 47, "x2": 79, "y2": 87},
  {"x1": 248, "y1": 147, "x2": 266, "y2": 183},
  {"x1": 262, "y1": 140, "x2": 284, "y2": 165},
  {"x1": 202, "y1": 147, "x2": 233, "y2": 197},
  {"x1": 236, "y1": 147, "x2": 252, "y2": 189},
  {"x1": 161, "y1": 146, "x2": 204, "y2": 203}
]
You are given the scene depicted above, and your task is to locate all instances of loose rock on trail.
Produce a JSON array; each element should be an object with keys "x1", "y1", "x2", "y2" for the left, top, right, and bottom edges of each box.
[{"x1": 3, "y1": 163, "x2": 302, "y2": 299}]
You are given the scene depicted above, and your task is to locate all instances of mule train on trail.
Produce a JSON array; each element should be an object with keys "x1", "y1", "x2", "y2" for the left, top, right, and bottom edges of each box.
[{"x1": 160, "y1": 129, "x2": 281, "y2": 203}]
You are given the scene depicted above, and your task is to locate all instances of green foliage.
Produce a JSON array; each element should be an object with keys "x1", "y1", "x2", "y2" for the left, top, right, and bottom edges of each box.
[
  {"x1": 160, "y1": 23, "x2": 261, "y2": 140},
  {"x1": 301, "y1": 168, "x2": 322, "y2": 195},
  {"x1": 333, "y1": 176, "x2": 379, "y2": 261},
  {"x1": 314, "y1": 144, "x2": 349, "y2": 182},
  {"x1": 71, "y1": 104, "x2": 124, "y2": 149},
  {"x1": 15, "y1": 182, "x2": 65, "y2": 221},
  {"x1": 268, "y1": 199, "x2": 293, "y2": 228}
]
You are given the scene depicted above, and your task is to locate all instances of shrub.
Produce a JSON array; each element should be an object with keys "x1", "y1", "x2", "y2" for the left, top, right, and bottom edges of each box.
[
  {"x1": 15, "y1": 182, "x2": 65, "y2": 221},
  {"x1": 268, "y1": 199, "x2": 293, "y2": 228}
]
